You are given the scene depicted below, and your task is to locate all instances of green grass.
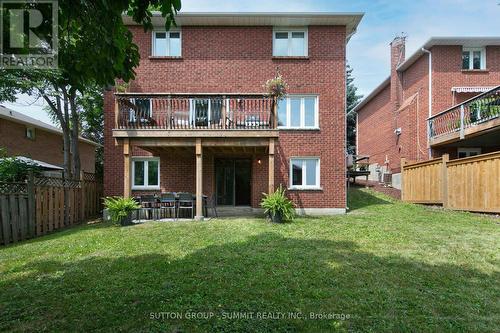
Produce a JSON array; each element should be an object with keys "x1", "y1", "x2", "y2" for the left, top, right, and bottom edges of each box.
[{"x1": 0, "y1": 188, "x2": 499, "y2": 332}]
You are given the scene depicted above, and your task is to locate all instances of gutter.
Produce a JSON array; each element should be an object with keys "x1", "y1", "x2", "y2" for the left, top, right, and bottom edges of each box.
[{"x1": 421, "y1": 47, "x2": 432, "y2": 158}]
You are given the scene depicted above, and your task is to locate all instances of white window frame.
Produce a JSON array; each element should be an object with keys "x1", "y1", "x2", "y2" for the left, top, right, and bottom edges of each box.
[
  {"x1": 132, "y1": 157, "x2": 160, "y2": 190},
  {"x1": 457, "y1": 147, "x2": 482, "y2": 158},
  {"x1": 278, "y1": 95, "x2": 319, "y2": 129},
  {"x1": 152, "y1": 29, "x2": 182, "y2": 57},
  {"x1": 462, "y1": 47, "x2": 486, "y2": 70},
  {"x1": 289, "y1": 157, "x2": 321, "y2": 190},
  {"x1": 273, "y1": 28, "x2": 308, "y2": 57}
]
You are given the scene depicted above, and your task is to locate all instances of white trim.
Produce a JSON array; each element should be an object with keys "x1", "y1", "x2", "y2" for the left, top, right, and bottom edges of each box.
[
  {"x1": 131, "y1": 157, "x2": 160, "y2": 190},
  {"x1": 152, "y1": 29, "x2": 182, "y2": 57},
  {"x1": 295, "y1": 208, "x2": 346, "y2": 215},
  {"x1": 451, "y1": 86, "x2": 494, "y2": 93},
  {"x1": 289, "y1": 157, "x2": 320, "y2": 189},
  {"x1": 272, "y1": 27, "x2": 308, "y2": 57},
  {"x1": 278, "y1": 95, "x2": 319, "y2": 129},
  {"x1": 462, "y1": 47, "x2": 486, "y2": 70}
]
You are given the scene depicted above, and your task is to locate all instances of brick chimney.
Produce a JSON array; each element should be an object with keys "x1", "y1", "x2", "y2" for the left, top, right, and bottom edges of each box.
[{"x1": 390, "y1": 36, "x2": 406, "y2": 107}]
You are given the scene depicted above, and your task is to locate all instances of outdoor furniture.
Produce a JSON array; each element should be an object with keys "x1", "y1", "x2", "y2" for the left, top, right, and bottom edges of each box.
[
  {"x1": 177, "y1": 192, "x2": 194, "y2": 219},
  {"x1": 204, "y1": 194, "x2": 218, "y2": 218},
  {"x1": 159, "y1": 192, "x2": 177, "y2": 219},
  {"x1": 140, "y1": 195, "x2": 159, "y2": 220}
]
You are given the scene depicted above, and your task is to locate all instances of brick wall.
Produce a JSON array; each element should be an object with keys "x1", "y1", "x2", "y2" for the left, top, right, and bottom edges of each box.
[
  {"x1": 0, "y1": 118, "x2": 96, "y2": 173},
  {"x1": 104, "y1": 25, "x2": 347, "y2": 209},
  {"x1": 357, "y1": 42, "x2": 500, "y2": 172}
]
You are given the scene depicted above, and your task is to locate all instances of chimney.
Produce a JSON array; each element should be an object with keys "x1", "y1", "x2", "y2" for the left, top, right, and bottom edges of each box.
[{"x1": 390, "y1": 35, "x2": 406, "y2": 107}]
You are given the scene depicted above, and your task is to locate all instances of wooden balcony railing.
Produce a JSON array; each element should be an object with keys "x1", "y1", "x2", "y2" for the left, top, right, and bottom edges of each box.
[
  {"x1": 428, "y1": 85, "x2": 500, "y2": 140},
  {"x1": 115, "y1": 94, "x2": 277, "y2": 131}
]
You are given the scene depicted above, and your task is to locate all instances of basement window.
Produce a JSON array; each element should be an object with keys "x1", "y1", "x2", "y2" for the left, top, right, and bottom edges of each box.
[
  {"x1": 25, "y1": 127, "x2": 35, "y2": 140},
  {"x1": 462, "y1": 47, "x2": 486, "y2": 70},
  {"x1": 132, "y1": 158, "x2": 160, "y2": 189},
  {"x1": 289, "y1": 157, "x2": 320, "y2": 189}
]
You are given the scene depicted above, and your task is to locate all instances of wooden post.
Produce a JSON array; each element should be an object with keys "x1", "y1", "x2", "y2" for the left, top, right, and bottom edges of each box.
[
  {"x1": 114, "y1": 98, "x2": 119, "y2": 128},
  {"x1": 441, "y1": 154, "x2": 449, "y2": 208},
  {"x1": 195, "y1": 138, "x2": 204, "y2": 220},
  {"x1": 268, "y1": 138, "x2": 275, "y2": 194},
  {"x1": 400, "y1": 158, "x2": 406, "y2": 201},
  {"x1": 27, "y1": 171, "x2": 36, "y2": 238},
  {"x1": 123, "y1": 138, "x2": 131, "y2": 198},
  {"x1": 272, "y1": 98, "x2": 278, "y2": 129}
]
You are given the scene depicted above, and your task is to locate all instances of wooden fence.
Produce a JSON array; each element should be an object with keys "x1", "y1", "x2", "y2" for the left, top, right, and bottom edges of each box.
[
  {"x1": 0, "y1": 173, "x2": 102, "y2": 245},
  {"x1": 401, "y1": 151, "x2": 500, "y2": 213}
]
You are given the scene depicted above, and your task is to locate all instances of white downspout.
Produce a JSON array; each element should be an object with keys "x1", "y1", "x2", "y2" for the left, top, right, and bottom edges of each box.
[{"x1": 421, "y1": 47, "x2": 432, "y2": 158}]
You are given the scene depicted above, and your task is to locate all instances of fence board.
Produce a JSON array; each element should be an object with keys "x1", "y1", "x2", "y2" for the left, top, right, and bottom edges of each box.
[
  {"x1": 402, "y1": 151, "x2": 500, "y2": 213},
  {"x1": 1, "y1": 196, "x2": 11, "y2": 245}
]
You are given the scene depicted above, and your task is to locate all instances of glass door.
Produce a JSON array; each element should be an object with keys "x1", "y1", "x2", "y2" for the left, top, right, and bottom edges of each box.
[{"x1": 215, "y1": 159, "x2": 251, "y2": 206}]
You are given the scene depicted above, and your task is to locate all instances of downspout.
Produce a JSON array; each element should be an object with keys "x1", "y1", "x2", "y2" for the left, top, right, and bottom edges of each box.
[{"x1": 421, "y1": 47, "x2": 432, "y2": 158}]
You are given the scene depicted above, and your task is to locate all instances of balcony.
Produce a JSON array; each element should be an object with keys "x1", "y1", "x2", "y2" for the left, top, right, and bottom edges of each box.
[
  {"x1": 113, "y1": 93, "x2": 279, "y2": 139},
  {"x1": 428, "y1": 86, "x2": 500, "y2": 146}
]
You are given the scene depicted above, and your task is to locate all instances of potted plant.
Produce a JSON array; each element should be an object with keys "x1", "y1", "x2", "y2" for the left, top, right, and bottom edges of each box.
[
  {"x1": 103, "y1": 196, "x2": 140, "y2": 226},
  {"x1": 263, "y1": 70, "x2": 289, "y2": 100},
  {"x1": 260, "y1": 185, "x2": 295, "y2": 223}
]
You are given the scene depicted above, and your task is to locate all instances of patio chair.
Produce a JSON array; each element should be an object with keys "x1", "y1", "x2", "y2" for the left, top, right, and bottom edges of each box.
[
  {"x1": 159, "y1": 192, "x2": 177, "y2": 219},
  {"x1": 140, "y1": 195, "x2": 159, "y2": 220},
  {"x1": 204, "y1": 194, "x2": 218, "y2": 218},
  {"x1": 177, "y1": 192, "x2": 194, "y2": 219}
]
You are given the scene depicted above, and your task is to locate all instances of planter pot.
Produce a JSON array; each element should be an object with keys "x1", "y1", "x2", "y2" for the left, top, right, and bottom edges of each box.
[
  {"x1": 119, "y1": 212, "x2": 133, "y2": 226},
  {"x1": 270, "y1": 211, "x2": 283, "y2": 223}
]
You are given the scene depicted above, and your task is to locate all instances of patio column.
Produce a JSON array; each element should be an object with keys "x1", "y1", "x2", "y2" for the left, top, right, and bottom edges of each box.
[
  {"x1": 123, "y1": 138, "x2": 131, "y2": 198},
  {"x1": 195, "y1": 138, "x2": 204, "y2": 220},
  {"x1": 268, "y1": 138, "x2": 275, "y2": 194}
]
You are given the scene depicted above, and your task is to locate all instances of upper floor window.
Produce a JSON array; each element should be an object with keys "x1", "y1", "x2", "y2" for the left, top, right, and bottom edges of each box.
[
  {"x1": 152, "y1": 31, "x2": 181, "y2": 57},
  {"x1": 462, "y1": 47, "x2": 485, "y2": 70},
  {"x1": 273, "y1": 29, "x2": 308, "y2": 57},
  {"x1": 277, "y1": 95, "x2": 318, "y2": 129},
  {"x1": 25, "y1": 127, "x2": 35, "y2": 140}
]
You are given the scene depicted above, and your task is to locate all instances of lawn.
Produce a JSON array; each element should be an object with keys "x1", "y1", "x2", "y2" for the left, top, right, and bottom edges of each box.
[{"x1": 0, "y1": 188, "x2": 499, "y2": 332}]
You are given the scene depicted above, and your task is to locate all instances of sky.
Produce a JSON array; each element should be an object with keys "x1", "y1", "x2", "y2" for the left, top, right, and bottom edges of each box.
[{"x1": 3, "y1": 0, "x2": 500, "y2": 125}]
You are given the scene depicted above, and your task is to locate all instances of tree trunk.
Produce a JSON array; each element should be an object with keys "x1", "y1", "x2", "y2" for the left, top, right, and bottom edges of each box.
[{"x1": 69, "y1": 89, "x2": 81, "y2": 180}]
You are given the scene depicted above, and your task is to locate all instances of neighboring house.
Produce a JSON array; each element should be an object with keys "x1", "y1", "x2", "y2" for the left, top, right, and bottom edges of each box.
[
  {"x1": 104, "y1": 12, "x2": 364, "y2": 216},
  {"x1": 354, "y1": 37, "x2": 500, "y2": 188},
  {"x1": 0, "y1": 105, "x2": 99, "y2": 173}
]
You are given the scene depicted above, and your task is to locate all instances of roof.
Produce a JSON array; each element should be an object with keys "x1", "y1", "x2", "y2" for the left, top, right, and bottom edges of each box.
[
  {"x1": 0, "y1": 105, "x2": 100, "y2": 146},
  {"x1": 0, "y1": 156, "x2": 64, "y2": 170},
  {"x1": 354, "y1": 36, "x2": 500, "y2": 113},
  {"x1": 122, "y1": 12, "x2": 364, "y2": 40}
]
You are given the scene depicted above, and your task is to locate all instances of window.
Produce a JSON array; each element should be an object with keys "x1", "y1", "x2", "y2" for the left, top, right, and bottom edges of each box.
[
  {"x1": 152, "y1": 31, "x2": 181, "y2": 56},
  {"x1": 273, "y1": 29, "x2": 308, "y2": 56},
  {"x1": 290, "y1": 158, "x2": 320, "y2": 189},
  {"x1": 132, "y1": 158, "x2": 160, "y2": 189},
  {"x1": 277, "y1": 95, "x2": 318, "y2": 128},
  {"x1": 25, "y1": 127, "x2": 35, "y2": 140},
  {"x1": 457, "y1": 148, "x2": 481, "y2": 159},
  {"x1": 462, "y1": 47, "x2": 485, "y2": 70}
]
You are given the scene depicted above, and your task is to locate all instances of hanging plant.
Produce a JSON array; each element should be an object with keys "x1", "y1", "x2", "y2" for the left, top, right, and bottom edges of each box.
[{"x1": 263, "y1": 69, "x2": 288, "y2": 100}]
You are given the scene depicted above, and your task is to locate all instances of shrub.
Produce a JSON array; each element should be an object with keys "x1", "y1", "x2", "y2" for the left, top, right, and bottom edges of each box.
[
  {"x1": 103, "y1": 197, "x2": 140, "y2": 224},
  {"x1": 0, "y1": 155, "x2": 41, "y2": 182},
  {"x1": 261, "y1": 185, "x2": 295, "y2": 222}
]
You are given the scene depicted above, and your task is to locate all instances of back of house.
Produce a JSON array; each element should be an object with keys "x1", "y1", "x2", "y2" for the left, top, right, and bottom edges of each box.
[
  {"x1": 354, "y1": 37, "x2": 500, "y2": 188},
  {"x1": 104, "y1": 12, "x2": 363, "y2": 216}
]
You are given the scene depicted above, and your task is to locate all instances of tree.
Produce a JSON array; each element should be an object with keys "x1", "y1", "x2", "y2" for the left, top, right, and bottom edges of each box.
[
  {"x1": 346, "y1": 65, "x2": 363, "y2": 155},
  {"x1": 0, "y1": 0, "x2": 181, "y2": 180}
]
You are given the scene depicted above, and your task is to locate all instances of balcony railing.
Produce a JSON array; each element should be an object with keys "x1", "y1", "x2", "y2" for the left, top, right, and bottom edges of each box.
[
  {"x1": 115, "y1": 94, "x2": 276, "y2": 130},
  {"x1": 429, "y1": 86, "x2": 500, "y2": 140}
]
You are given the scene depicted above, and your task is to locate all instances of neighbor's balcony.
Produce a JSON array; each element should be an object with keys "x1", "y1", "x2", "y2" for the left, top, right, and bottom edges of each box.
[
  {"x1": 113, "y1": 93, "x2": 279, "y2": 139},
  {"x1": 428, "y1": 86, "x2": 500, "y2": 146}
]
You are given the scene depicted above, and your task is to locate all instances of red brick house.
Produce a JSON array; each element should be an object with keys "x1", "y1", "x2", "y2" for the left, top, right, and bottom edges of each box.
[
  {"x1": 354, "y1": 37, "x2": 500, "y2": 188},
  {"x1": 0, "y1": 105, "x2": 98, "y2": 173},
  {"x1": 104, "y1": 12, "x2": 363, "y2": 217}
]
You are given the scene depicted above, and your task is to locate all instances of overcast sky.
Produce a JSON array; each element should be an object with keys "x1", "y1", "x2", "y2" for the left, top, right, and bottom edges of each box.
[{"x1": 3, "y1": 0, "x2": 500, "y2": 125}]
